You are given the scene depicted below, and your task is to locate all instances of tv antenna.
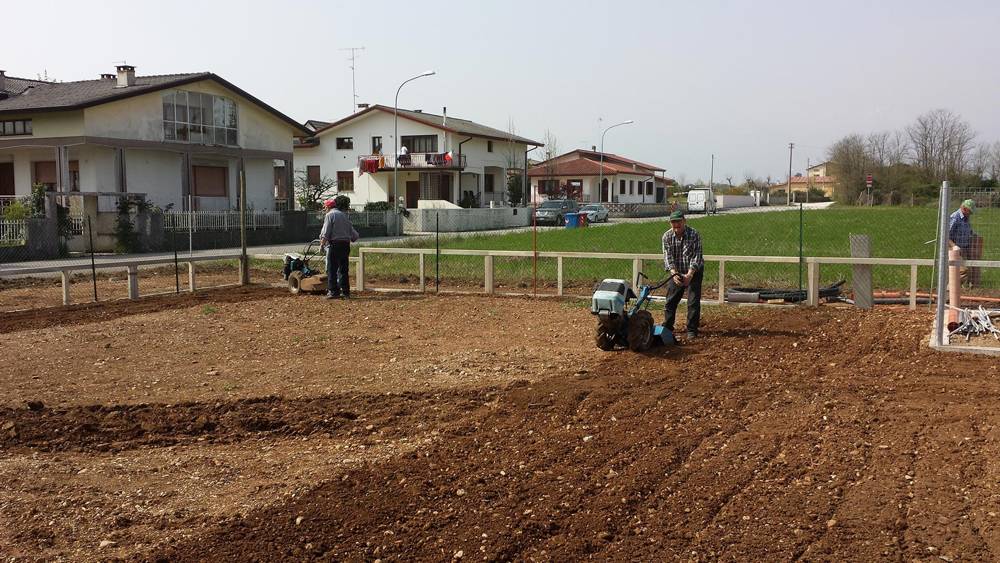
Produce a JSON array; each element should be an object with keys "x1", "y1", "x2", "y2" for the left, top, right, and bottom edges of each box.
[{"x1": 339, "y1": 47, "x2": 365, "y2": 112}]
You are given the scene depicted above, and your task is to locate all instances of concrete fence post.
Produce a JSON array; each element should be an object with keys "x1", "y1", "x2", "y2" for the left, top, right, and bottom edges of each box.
[
  {"x1": 632, "y1": 257, "x2": 642, "y2": 286},
  {"x1": 807, "y1": 260, "x2": 820, "y2": 306},
  {"x1": 850, "y1": 235, "x2": 873, "y2": 310},
  {"x1": 717, "y1": 259, "x2": 726, "y2": 305},
  {"x1": 356, "y1": 249, "x2": 365, "y2": 292},
  {"x1": 909, "y1": 264, "x2": 919, "y2": 310},
  {"x1": 61, "y1": 269, "x2": 71, "y2": 305},
  {"x1": 485, "y1": 254, "x2": 494, "y2": 295},
  {"x1": 127, "y1": 265, "x2": 139, "y2": 299},
  {"x1": 419, "y1": 251, "x2": 426, "y2": 292},
  {"x1": 557, "y1": 256, "x2": 564, "y2": 296},
  {"x1": 187, "y1": 262, "x2": 196, "y2": 292}
]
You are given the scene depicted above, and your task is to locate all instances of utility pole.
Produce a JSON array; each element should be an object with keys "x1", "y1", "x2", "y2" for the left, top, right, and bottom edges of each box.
[
  {"x1": 786, "y1": 142, "x2": 794, "y2": 206},
  {"x1": 339, "y1": 46, "x2": 365, "y2": 113},
  {"x1": 709, "y1": 154, "x2": 714, "y2": 192},
  {"x1": 806, "y1": 157, "x2": 811, "y2": 203}
]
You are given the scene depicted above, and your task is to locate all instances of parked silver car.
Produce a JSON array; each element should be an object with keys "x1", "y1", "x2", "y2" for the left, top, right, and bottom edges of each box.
[
  {"x1": 533, "y1": 199, "x2": 579, "y2": 225},
  {"x1": 580, "y1": 203, "x2": 609, "y2": 223}
]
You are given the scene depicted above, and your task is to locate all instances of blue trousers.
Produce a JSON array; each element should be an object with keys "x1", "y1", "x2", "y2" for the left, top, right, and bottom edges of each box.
[{"x1": 326, "y1": 241, "x2": 351, "y2": 296}]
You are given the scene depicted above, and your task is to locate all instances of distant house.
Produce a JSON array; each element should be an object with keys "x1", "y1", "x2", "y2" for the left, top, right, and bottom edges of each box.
[
  {"x1": 528, "y1": 149, "x2": 672, "y2": 204},
  {"x1": 772, "y1": 173, "x2": 839, "y2": 199},
  {"x1": 0, "y1": 66, "x2": 308, "y2": 212},
  {"x1": 293, "y1": 105, "x2": 542, "y2": 209}
]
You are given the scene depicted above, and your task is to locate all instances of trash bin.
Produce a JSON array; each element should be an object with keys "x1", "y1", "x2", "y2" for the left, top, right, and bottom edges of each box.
[
  {"x1": 564, "y1": 212, "x2": 580, "y2": 228},
  {"x1": 578, "y1": 213, "x2": 589, "y2": 227}
]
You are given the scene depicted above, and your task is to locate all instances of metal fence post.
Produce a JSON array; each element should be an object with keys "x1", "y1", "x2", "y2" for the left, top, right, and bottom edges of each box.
[
  {"x1": 87, "y1": 215, "x2": 97, "y2": 302},
  {"x1": 933, "y1": 182, "x2": 950, "y2": 346}
]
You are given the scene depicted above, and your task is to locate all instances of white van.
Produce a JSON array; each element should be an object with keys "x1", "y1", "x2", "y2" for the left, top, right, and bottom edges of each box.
[{"x1": 686, "y1": 188, "x2": 717, "y2": 214}]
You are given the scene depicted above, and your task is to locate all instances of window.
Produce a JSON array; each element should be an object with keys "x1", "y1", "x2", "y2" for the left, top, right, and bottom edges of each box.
[
  {"x1": 163, "y1": 91, "x2": 238, "y2": 146},
  {"x1": 484, "y1": 174, "x2": 495, "y2": 193},
  {"x1": 619, "y1": 179, "x2": 625, "y2": 194},
  {"x1": 0, "y1": 119, "x2": 32, "y2": 136},
  {"x1": 337, "y1": 171, "x2": 354, "y2": 192},
  {"x1": 487, "y1": 141, "x2": 493, "y2": 153},
  {"x1": 192, "y1": 165, "x2": 227, "y2": 197},
  {"x1": 539, "y1": 179, "x2": 559, "y2": 195},
  {"x1": 629, "y1": 180, "x2": 634, "y2": 195},
  {"x1": 646, "y1": 181, "x2": 653, "y2": 195},
  {"x1": 307, "y1": 165, "x2": 321, "y2": 187},
  {"x1": 336, "y1": 137, "x2": 354, "y2": 150},
  {"x1": 371, "y1": 136, "x2": 382, "y2": 154},
  {"x1": 401, "y1": 135, "x2": 437, "y2": 153}
]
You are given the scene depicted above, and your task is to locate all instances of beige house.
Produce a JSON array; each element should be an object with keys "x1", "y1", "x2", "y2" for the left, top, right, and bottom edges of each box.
[
  {"x1": 528, "y1": 149, "x2": 671, "y2": 204},
  {"x1": 0, "y1": 65, "x2": 308, "y2": 212}
]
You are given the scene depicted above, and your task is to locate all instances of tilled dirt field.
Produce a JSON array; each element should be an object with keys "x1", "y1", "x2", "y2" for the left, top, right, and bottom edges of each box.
[{"x1": 1, "y1": 289, "x2": 999, "y2": 561}]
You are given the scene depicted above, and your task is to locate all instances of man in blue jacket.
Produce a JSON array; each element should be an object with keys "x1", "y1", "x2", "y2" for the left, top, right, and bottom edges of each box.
[{"x1": 948, "y1": 199, "x2": 981, "y2": 286}]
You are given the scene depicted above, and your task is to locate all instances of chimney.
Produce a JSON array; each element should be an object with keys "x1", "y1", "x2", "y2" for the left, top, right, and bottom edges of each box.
[
  {"x1": 442, "y1": 106, "x2": 447, "y2": 128},
  {"x1": 115, "y1": 65, "x2": 136, "y2": 88},
  {"x1": 100, "y1": 73, "x2": 115, "y2": 80},
  {"x1": 413, "y1": 109, "x2": 422, "y2": 113},
  {"x1": 591, "y1": 145, "x2": 597, "y2": 151},
  {"x1": 356, "y1": 103, "x2": 369, "y2": 110},
  {"x1": 0, "y1": 70, "x2": 6, "y2": 93}
]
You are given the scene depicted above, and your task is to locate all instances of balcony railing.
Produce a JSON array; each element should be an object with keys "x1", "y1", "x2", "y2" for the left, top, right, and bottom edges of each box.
[{"x1": 358, "y1": 153, "x2": 466, "y2": 171}]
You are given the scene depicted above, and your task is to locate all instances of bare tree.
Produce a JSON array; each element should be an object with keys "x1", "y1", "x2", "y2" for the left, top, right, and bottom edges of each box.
[
  {"x1": 989, "y1": 141, "x2": 1000, "y2": 182},
  {"x1": 725, "y1": 175, "x2": 734, "y2": 188},
  {"x1": 906, "y1": 109, "x2": 976, "y2": 183},
  {"x1": 828, "y1": 134, "x2": 870, "y2": 203},
  {"x1": 294, "y1": 169, "x2": 338, "y2": 211}
]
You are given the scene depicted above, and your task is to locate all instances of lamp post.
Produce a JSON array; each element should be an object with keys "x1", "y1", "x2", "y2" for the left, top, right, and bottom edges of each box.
[
  {"x1": 599, "y1": 120, "x2": 633, "y2": 203},
  {"x1": 393, "y1": 70, "x2": 435, "y2": 233}
]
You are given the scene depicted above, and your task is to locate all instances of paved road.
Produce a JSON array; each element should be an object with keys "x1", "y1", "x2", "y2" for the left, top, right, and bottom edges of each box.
[{"x1": 0, "y1": 203, "x2": 834, "y2": 274}]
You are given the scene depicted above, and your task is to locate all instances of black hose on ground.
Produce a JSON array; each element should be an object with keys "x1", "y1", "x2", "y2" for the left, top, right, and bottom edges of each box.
[{"x1": 725, "y1": 280, "x2": 846, "y2": 303}]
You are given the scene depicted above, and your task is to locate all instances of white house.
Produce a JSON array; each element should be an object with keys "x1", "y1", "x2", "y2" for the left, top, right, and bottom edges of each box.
[
  {"x1": 293, "y1": 104, "x2": 542, "y2": 209},
  {"x1": 0, "y1": 65, "x2": 309, "y2": 212},
  {"x1": 528, "y1": 149, "x2": 671, "y2": 204}
]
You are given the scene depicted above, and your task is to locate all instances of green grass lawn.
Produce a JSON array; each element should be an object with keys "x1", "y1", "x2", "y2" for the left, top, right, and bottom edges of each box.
[{"x1": 354, "y1": 207, "x2": 999, "y2": 293}]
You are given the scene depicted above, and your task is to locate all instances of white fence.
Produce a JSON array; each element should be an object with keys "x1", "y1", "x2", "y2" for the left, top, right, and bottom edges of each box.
[
  {"x1": 0, "y1": 219, "x2": 26, "y2": 244},
  {"x1": 164, "y1": 211, "x2": 283, "y2": 231}
]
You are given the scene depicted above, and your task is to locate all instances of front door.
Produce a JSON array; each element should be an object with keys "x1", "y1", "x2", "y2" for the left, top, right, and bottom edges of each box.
[
  {"x1": 0, "y1": 163, "x2": 13, "y2": 196},
  {"x1": 601, "y1": 178, "x2": 609, "y2": 202},
  {"x1": 405, "y1": 181, "x2": 420, "y2": 209}
]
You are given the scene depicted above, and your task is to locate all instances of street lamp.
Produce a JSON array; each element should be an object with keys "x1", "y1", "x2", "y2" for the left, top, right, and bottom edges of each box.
[
  {"x1": 599, "y1": 120, "x2": 634, "y2": 203},
  {"x1": 393, "y1": 70, "x2": 436, "y2": 232}
]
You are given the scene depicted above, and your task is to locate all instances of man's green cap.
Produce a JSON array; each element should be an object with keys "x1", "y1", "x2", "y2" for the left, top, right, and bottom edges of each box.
[
  {"x1": 962, "y1": 199, "x2": 975, "y2": 213},
  {"x1": 668, "y1": 210, "x2": 685, "y2": 222}
]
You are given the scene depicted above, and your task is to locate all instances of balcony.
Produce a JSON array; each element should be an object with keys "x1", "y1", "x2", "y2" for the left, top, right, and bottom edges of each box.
[{"x1": 358, "y1": 153, "x2": 466, "y2": 171}]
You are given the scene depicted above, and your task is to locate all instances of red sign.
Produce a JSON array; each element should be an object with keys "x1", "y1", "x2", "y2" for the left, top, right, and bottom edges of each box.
[{"x1": 865, "y1": 174, "x2": 873, "y2": 188}]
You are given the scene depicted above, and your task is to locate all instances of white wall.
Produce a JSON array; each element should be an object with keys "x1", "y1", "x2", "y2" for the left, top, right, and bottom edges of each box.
[
  {"x1": 244, "y1": 158, "x2": 275, "y2": 210},
  {"x1": 76, "y1": 145, "x2": 117, "y2": 193},
  {"x1": 126, "y1": 149, "x2": 183, "y2": 209},
  {"x1": 294, "y1": 109, "x2": 528, "y2": 207},
  {"x1": 83, "y1": 78, "x2": 297, "y2": 153}
]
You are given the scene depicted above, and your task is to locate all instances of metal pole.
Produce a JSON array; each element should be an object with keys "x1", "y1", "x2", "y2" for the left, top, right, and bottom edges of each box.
[
  {"x1": 188, "y1": 193, "x2": 193, "y2": 257},
  {"x1": 173, "y1": 227, "x2": 179, "y2": 293},
  {"x1": 239, "y1": 161, "x2": 248, "y2": 285},
  {"x1": 87, "y1": 215, "x2": 97, "y2": 301},
  {"x1": 933, "y1": 181, "x2": 950, "y2": 346},
  {"x1": 435, "y1": 211, "x2": 440, "y2": 293},
  {"x1": 786, "y1": 142, "x2": 794, "y2": 206},
  {"x1": 709, "y1": 154, "x2": 714, "y2": 194},
  {"x1": 600, "y1": 121, "x2": 633, "y2": 204},
  {"x1": 799, "y1": 202, "x2": 804, "y2": 292},
  {"x1": 394, "y1": 71, "x2": 435, "y2": 237}
]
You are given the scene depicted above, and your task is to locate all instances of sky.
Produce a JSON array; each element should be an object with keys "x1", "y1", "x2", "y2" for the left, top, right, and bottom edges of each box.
[{"x1": 5, "y1": 0, "x2": 999, "y2": 183}]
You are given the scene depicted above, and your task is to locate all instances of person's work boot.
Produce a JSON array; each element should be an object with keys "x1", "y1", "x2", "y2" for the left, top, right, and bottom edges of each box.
[
  {"x1": 686, "y1": 331, "x2": 698, "y2": 340},
  {"x1": 325, "y1": 292, "x2": 339, "y2": 300}
]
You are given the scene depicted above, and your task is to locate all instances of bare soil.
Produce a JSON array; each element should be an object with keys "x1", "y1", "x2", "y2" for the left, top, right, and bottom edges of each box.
[{"x1": 2, "y1": 289, "x2": 999, "y2": 562}]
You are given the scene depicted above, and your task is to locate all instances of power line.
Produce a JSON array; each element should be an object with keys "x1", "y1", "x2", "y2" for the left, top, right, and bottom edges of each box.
[{"x1": 339, "y1": 46, "x2": 365, "y2": 113}]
